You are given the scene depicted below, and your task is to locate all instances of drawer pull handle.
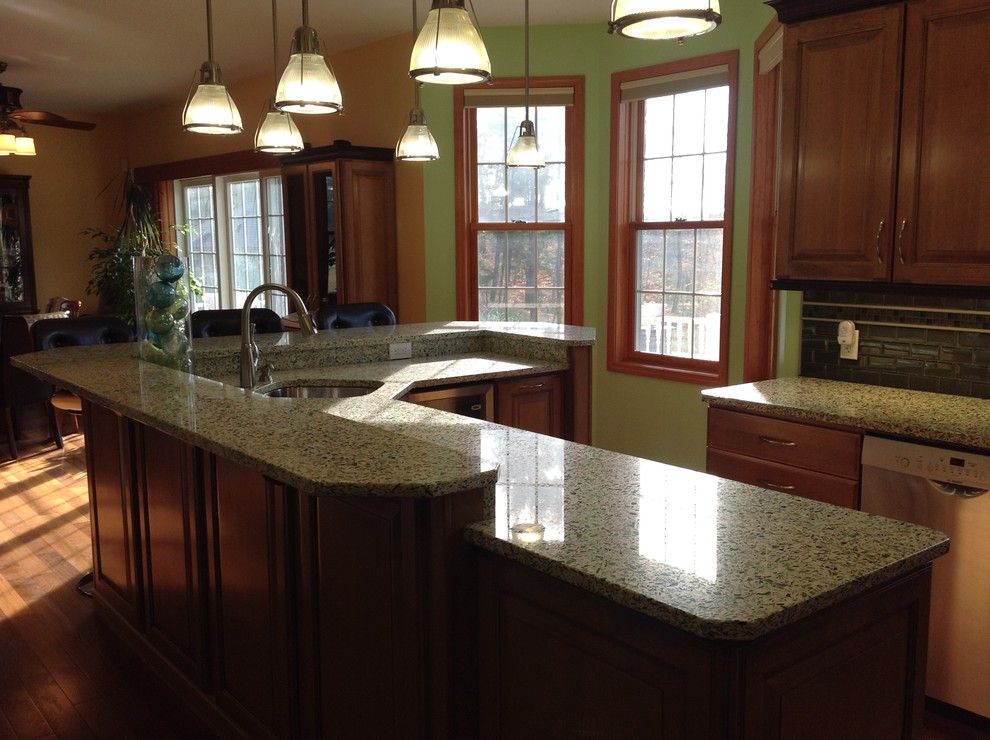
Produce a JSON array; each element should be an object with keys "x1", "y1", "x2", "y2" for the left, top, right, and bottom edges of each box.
[
  {"x1": 519, "y1": 383, "x2": 545, "y2": 390},
  {"x1": 758, "y1": 435, "x2": 796, "y2": 447},
  {"x1": 874, "y1": 217, "x2": 886, "y2": 263},
  {"x1": 896, "y1": 218, "x2": 907, "y2": 264},
  {"x1": 758, "y1": 479, "x2": 796, "y2": 492},
  {"x1": 469, "y1": 404, "x2": 482, "y2": 411}
]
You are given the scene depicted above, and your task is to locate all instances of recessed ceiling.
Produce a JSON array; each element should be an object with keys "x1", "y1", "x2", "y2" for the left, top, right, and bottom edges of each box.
[{"x1": 0, "y1": 0, "x2": 607, "y2": 117}]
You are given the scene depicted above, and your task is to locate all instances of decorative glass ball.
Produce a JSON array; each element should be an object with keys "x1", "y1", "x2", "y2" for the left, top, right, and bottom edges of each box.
[
  {"x1": 146, "y1": 308, "x2": 176, "y2": 336},
  {"x1": 161, "y1": 329, "x2": 189, "y2": 357},
  {"x1": 169, "y1": 295, "x2": 190, "y2": 321},
  {"x1": 146, "y1": 280, "x2": 176, "y2": 309},
  {"x1": 155, "y1": 254, "x2": 185, "y2": 283}
]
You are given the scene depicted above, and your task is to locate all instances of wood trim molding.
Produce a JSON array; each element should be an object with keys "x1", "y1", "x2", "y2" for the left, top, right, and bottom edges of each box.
[
  {"x1": 453, "y1": 76, "x2": 585, "y2": 325},
  {"x1": 133, "y1": 149, "x2": 281, "y2": 184},
  {"x1": 607, "y1": 50, "x2": 739, "y2": 387},
  {"x1": 743, "y1": 18, "x2": 782, "y2": 383},
  {"x1": 766, "y1": 0, "x2": 894, "y2": 24}
]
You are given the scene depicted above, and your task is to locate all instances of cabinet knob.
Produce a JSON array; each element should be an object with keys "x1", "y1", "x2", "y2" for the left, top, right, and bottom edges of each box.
[{"x1": 874, "y1": 218, "x2": 886, "y2": 263}]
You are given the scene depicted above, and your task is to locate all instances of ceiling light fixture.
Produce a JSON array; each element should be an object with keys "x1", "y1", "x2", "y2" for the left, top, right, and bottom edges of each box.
[
  {"x1": 255, "y1": 0, "x2": 304, "y2": 153},
  {"x1": 182, "y1": 0, "x2": 243, "y2": 134},
  {"x1": 409, "y1": 0, "x2": 491, "y2": 85},
  {"x1": 0, "y1": 116, "x2": 34, "y2": 156},
  {"x1": 506, "y1": 0, "x2": 544, "y2": 169},
  {"x1": 275, "y1": 0, "x2": 343, "y2": 114},
  {"x1": 608, "y1": 0, "x2": 722, "y2": 41},
  {"x1": 396, "y1": 0, "x2": 440, "y2": 162}
]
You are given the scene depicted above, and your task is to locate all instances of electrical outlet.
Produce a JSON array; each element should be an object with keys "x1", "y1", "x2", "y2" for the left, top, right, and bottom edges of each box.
[
  {"x1": 389, "y1": 341, "x2": 412, "y2": 360},
  {"x1": 839, "y1": 330, "x2": 860, "y2": 360}
]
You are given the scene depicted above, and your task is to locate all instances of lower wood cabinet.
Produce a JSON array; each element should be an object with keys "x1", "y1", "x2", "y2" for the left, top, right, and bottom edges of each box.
[
  {"x1": 478, "y1": 551, "x2": 931, "y2": 739},
  {"x1": 495, "y1": 374, "x2": 564, "y2": 438},
  {"x1": 706, "y1": 407, "x2": 862, "y2": 509},
  {"x1": 403, "y1": 382, "x2": 494, "y2": 421}
]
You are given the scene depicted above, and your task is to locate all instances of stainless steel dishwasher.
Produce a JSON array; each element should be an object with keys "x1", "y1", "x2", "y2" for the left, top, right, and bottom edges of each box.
[{"x1": 861, "y1": 436, "x2": 990, "y2": 720}]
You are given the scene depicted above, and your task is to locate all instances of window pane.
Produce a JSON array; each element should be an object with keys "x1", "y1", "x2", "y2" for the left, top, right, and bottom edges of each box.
[
  {"x1": 537, "y1": 163, "x2": 566, "y2": 222},
  {"x1": 704, "y1": 86, "x2": 729, "y2": 153},
  {"x1": 537, "y1": 288, "x2": 564, "y2": 324},
  {"x1": 477, "y1": 107, "x2": 506, "y2": 162},
  {"x1": 644, "y1": 96, "x2": 674, "y2": 159},
  {"x1": 507, "y1": 232, "x2": 536, "y2": 288},
  {"x1": 664, "y1": 229, "x2": 695, "y2": 293},
  {"x1": 636, "y1": 293, "x2": 663, "y2": 353},
  {"x1": 642, "y1": 159, "x2": 672, "y2": 222},
  {"x1": 637, "y1": 230, "x2": 664, "y2": 291},
  {"x1": 477, "y1": 231, "x2": 507, "y2": 288},
  {"x1": 243, "y1": 181, "x2": 260, "y2": 217},
  {"x1": 506, "y1": 288, "x2": 536, "y2": 321},
  {"x1": 477, "y1": 164, "x2": 507, "y2": 222},
  {"x1": 505, "y1": 106, "x2": 525, "y2": 152},
  {"x1": 702, "y1": 153, "x2": 726, "y2": 220},
  {"x1": 670, "y1": 155, "x2": 703, "y2": 221},
  {"x1": 507, "y1": 167, "x2": 536, "y2": 222},
  {"x1": 477, "y1": 228, "x2": 564, "y2": 324},
  {"x1": 479, "y1": 288, "x2": 507, "y2": 320},
  {"x1": 663, "y1": 293, "x2": 694, "y2": 357},
  {"x1": 266, "y1": 177, "x2": 283, "y2": 215},
  {"x1": 535, "y1": 106, "x2": 566, "y2": 163},
  {"x1": 694, "y1": 295, "x2": 721, "y2": 361},
  {"x1": 695, "y1": 229, "x2": 722, "y2": 295},
  {"x1": 672, "y1": 89, "x2": 706, "y2": 156},
  {"x1": 537, "y1": 231, "x2": 564, "y2": 288}
]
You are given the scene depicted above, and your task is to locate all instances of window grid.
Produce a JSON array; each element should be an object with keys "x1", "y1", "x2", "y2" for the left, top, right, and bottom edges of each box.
[{"x1": 183, "y1": 184, "x2": 220, "y2": 311}]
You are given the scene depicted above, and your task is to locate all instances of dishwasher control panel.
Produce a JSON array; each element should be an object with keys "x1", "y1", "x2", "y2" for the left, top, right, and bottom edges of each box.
[{"x1": 862, "y1": 436, "x2": 990, "y2": 488}]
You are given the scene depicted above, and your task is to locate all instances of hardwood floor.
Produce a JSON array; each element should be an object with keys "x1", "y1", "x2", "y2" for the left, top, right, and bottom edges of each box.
[
  {"x1": 0, "y1": 436, "x2": 213, "y2": 739},
  {"x1": 0, "y1": 436, "x2": 986, "y2": 739}
]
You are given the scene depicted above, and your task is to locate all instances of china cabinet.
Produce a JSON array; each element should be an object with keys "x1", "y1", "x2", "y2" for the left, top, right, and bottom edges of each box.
[{"x1": 0, "y1": 175, "x2": 37, "y2": 313}]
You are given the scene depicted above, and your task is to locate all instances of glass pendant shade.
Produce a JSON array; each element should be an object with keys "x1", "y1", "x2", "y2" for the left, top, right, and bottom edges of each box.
[
  {"x1": 275, "y1": 27, "x2": 343, "y2": 114},
  {"x1": 0, "y1": 133, "x2": 15, "y2": 155},
  {"x1": 14, "y1": 134, "x2": 36, "y2": 156},
  {"x1": 609, "y1": 0, "x2": 721, "y2": 40},
  {"x1": 409, "y1": 1, "x2": 491, "y2": 85},
  {"x1": 182, "y1": 63, "x2": 243, "y2": 134},
  {"x1": 395, "y1": 108, "x2": 439, "y2": 161},
  {"x1": 507, "y1": 120, "x2": 544, "y2": 168},
  {"x1": 255, "y1": 103, "x2": 304, "y2": 153}
]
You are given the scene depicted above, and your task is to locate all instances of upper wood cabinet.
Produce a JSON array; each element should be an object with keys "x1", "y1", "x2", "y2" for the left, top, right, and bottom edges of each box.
[
  {"x1": 281, "y1": 141, "x2": 398, "y2": 312},
  {"x1": 0, "y1": 175, "x2": 38, "y2": 313},
  {"x1": 775, "y1": 0, "x2": 990, "y2": 286}
]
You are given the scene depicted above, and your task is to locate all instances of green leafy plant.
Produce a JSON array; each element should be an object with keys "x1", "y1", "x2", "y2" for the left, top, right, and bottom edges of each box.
[{"x1": 85, "y1": 171, "x2": 196, "y2": 327}]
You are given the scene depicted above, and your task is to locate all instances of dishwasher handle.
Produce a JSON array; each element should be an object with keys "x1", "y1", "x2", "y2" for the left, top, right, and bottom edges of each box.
[{"x1": 930, "y1": 480, "x2": 990, "y2": 499}]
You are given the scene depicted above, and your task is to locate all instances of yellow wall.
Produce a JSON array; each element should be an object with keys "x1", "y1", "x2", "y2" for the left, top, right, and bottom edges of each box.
[
  {"x1": 0, "y1": 115, "x2": 126, "y2": 311},
  {"x1": 120, "y1": 33, "x2": 427, "y2": 322}
]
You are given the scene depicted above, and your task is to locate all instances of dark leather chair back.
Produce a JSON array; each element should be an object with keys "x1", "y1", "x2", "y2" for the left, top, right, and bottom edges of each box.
[
  {"x1": 1, "y1": 315, "x2": 52, "y2": 407},
  {"x1": 32, "y1": 316, "x2": 133, "y2": 350},
  {"x1": 191, "y1": 309, "x2": 284, "y2": 338},
  {"x1": 315, "y1": 302, "x2": 396, "y2": 330}
]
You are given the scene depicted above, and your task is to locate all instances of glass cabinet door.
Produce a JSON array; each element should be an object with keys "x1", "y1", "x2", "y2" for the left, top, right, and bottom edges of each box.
[{"x1": 0, "y1": 176, "x2": 36, "y2": 314}]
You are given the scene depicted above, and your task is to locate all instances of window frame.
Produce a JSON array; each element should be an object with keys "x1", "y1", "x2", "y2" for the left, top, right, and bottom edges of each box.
[
  {"x1": 454, "y1": 75, "x2": 585, "y2": 325},
  {"x1": 607, "y1": 51, "x2": 738, "y2": 386}
]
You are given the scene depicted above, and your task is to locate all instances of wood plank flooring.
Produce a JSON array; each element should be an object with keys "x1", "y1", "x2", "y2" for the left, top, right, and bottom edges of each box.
[{"x1": 0, "y1": 436, "x2": 986, "y2": 739}]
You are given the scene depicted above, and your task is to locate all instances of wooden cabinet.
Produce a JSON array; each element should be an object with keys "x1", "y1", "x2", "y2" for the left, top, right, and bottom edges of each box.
[
  {"x1": 775, "y1": 0, "x2": 990, "y2": 286},
  {"x1": 706, "y1": 407, "x2": 862, "y2": 509},
  {"x1": 281, "y1": 141, "x2": 398, "y2": 311},
  {"x1": 0, "y1": 175, "x2": 37, "y2": 313},
  {"x1": 404, "y1": 382, "x2": 495, "y2": 420},
  {"x1": 496, "y1": 374, "x2": 564, "y2": 438}
]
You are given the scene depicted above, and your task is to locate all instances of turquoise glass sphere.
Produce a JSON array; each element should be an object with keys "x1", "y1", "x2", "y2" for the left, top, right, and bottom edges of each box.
[
  {"x1": 155, "y1": 254, "x2": 185, "y2": 283},
  {"x1": 146, "y1": 280, "x2": 176, "y2": 309}
]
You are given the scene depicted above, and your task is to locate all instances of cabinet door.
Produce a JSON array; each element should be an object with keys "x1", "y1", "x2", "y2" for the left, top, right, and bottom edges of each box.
[
  {"x1": 496, "y1": 375, "x2": 563, "y2": 438},
  {"x1": 775, "y1": 5, "x2": 904, "y2": 281},
  {"x1": 337, "y1": 159, "x2": 398, "y2": 310},
  {"x1": 137, "y1": 424, "x2": 207, "y2": 684},
  {"x1": 894, "y1": 0, "x2": 990, "y2": 285},
  {"x1": 281, "y1": 163, "x2": 318, "y2": 307},
  {"x1": 82, "y1": 401, "x2": 142, "y2": 625}
]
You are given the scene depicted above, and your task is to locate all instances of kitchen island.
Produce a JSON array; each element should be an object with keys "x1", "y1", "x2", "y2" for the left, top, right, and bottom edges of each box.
[{"x1": 15, "y1": 323, "x2": 947, "y2": 739}]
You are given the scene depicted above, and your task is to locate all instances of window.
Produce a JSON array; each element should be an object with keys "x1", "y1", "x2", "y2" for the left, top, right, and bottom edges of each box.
[
  {"x1": 175, "y1": 171, "x2": 288, "y2": 315},
  {"x1": 455, "y1": 77, "x2": 584, "y2": 324},
  {"x1": 608, "y1": 52, "x2": 737, "y2": 385}
]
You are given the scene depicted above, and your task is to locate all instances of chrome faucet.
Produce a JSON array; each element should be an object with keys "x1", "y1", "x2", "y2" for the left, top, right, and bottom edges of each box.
[{"x1": 240, "y1": 283, "x2": 317, "y2": 388}]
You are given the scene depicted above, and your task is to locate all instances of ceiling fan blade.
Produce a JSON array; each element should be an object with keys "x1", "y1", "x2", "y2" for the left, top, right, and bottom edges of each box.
[{"x1": 9, "y1": 110, "x2": 95, "y2": 131}]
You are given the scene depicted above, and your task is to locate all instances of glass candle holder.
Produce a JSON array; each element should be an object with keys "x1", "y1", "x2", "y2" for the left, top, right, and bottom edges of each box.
[{"x1": 133, "y1": 254, "x2": 194, "y2": 373}]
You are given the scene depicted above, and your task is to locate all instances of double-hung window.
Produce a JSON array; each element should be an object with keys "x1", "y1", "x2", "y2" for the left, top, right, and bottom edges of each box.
[
  {"x1": 455, "y1": 77, "x2": 584, "y2": 324},
  {"x1": 175, "y1": 171, "x2": 288, "y2": 315},
  {"x1": 608, "y1": 52, "x2": 738, "y2": 385}
]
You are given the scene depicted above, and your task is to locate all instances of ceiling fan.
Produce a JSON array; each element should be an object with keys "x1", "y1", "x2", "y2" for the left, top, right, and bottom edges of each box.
[{"x1": 0, "y1": 60, "x2": 96, "y2": 132}]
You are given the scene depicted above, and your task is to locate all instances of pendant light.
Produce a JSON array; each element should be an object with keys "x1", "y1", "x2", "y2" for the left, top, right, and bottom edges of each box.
[
  {"x1": 255, "y1": 0, "x2": 304, "y2": 153},
  {"x1": 409, "y1": 0, "x2": 491, "y2": 85},
  {"x1": 396, "y1": 0, "x2": 440, "y2": 161},
  {"x1": 182, "y1": 0, "x2": 243, "y2": 134},
  {"x1": 0, "y1": 117, "x2": 34, "y2": 156},
  {"x1": 275, "y1": 0, "x2": 343, "y2": 114},
  {"x1": 608, "y1": 0, "x2": 722, "y2": 41},
  {"x1": 506, "y1": 0, "x2": 544, "y2": 169}
]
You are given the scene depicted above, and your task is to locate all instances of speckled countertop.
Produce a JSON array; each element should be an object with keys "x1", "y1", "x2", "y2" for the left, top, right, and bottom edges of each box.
[
  {"x1": 703, "y1": 377, "x2": 990, "y2": 450},
  {"x1": 13, "y1": 324, "x2": 949, "y2": 640}
]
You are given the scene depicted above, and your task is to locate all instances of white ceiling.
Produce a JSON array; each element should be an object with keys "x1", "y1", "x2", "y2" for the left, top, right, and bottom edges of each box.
[{"x1": 0, "y1": 0, "x2": 608, "y2": 117}]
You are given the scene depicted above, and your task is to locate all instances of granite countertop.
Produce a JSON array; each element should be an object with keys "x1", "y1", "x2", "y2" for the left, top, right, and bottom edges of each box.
[
  {"x1": 14, "y1": 323, "x2": 948, "y2": 641},
  {"x1": 702, "y1": 377, "x2": 990, "y2": 449}
]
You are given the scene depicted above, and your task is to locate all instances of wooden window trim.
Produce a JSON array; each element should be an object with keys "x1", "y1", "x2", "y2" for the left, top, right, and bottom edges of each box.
[
  {"x1": 607, "y1": 51, "x2": 739, "y2": 386},
  {"x1": 454, "y1": 76, "x2": 585, "y2": 324}
]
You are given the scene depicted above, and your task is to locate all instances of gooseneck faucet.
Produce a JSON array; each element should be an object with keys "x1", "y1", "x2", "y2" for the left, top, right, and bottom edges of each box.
[{"x1": 240, "y1": 283, "x2": 317, "y2": 388}]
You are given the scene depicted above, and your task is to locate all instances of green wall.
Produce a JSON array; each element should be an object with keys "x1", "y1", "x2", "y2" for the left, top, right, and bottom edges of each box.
[{"x1": 422, "y1": 2, "x2": 781, "y2": 471}]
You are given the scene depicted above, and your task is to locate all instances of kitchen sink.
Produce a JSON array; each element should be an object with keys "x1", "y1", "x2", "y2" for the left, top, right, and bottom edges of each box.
[{"x1": 264, "y1": 382, "x2": 381, "y2": 399}]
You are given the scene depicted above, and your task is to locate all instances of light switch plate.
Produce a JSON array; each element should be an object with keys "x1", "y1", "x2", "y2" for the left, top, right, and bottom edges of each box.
[{"x1": 389, "y1": 341, "x2": 413, "y2": 360}]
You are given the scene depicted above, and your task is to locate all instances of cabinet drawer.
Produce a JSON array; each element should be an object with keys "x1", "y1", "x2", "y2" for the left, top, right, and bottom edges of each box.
[
  {"x1": 707, "y1": 449, "x2": 859, "y2": 509},
  {"x1": 707, "y1": 408, "x2": 861, "y2": 479}
]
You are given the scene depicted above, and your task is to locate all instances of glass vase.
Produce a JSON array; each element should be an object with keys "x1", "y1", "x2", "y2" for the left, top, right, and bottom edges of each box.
[{"x1": 133, "y1": 254, "x2": 194, "y2": 373}]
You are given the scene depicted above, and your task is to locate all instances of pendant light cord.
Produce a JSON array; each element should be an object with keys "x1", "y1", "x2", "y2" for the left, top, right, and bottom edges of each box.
[
  {"x1": 206, "y1": 0, "x2": 214, "y2": 62},
  {"x1": 271, "y1": 0, "x2": 279, "y2": 84},
  {"x1": 523, "y1": 0, "x2": 530, "y2": 121},
  {"x1": 302, "y1": 0, "x2": 310, "y2": 28},
  {"x1": 412, "y1": 0, "x2": 421, "y2": 108}
]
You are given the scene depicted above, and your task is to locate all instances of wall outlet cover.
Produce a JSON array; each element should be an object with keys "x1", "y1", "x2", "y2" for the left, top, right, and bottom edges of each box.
[
  {"x1": 389, "y1": 342, "x2": 413, "y2": 360},
  {"x1": 839, "y1": 329, "x2": 860, "y2": 361}
]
